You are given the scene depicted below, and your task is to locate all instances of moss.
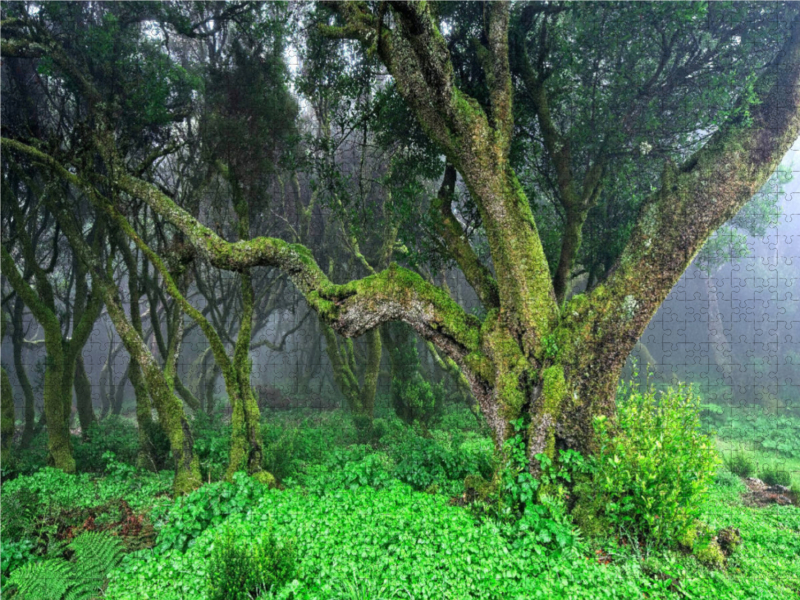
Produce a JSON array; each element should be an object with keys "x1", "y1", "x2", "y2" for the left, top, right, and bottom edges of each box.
[
  {"x1": 464, "y1": 351, "x2": 495, "y2": 384},
  {"x1": 464, "y1": 474, "x2": 493, "y2": 502},
  {"x1": 570, "y1": 479, "x2": 610, "y2": 538},
  {"x1": 252, "y1": 470, "x2": 277, "y2": 488},
  {"x1": 678, "y1": 521, "x2": 701, "y2": 550},
  {"x1": 694, "y1": 539, "x2": 726, "y2": 569},
  {"x1": 480, "y1": 312, "x2": 528, "y2": 420}
]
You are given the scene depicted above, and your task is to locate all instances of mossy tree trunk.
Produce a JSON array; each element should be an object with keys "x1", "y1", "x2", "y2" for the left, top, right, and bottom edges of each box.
[
  {"x1": 1, "y1": 367, "x2": 15, "y2": 469},
  {"x1": 2, "y1": 311, "x2": 16, "y2": 468},
  {"x1": 0, "y1": 216, "x2": 107, "y2": 474},
  {"x1": 11, "y1": 296, "x2": 37, "y2": 448},
  {"x1": 46, "y1": 211, "x2": 202, "y2": 495},
  {"x1": 73, "y1": 355, "x2": 96, "y2": 434},
  {"x1": 117, "y1": 239, "x2": 162, "y2": 471}
]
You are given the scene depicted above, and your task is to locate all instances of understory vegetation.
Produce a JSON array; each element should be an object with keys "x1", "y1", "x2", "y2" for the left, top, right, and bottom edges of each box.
[{"x1": 2, "y1": 386, "x2": 798, "y2": 600}]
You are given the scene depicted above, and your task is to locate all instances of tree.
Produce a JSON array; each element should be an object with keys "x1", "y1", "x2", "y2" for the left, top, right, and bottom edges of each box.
[{"x1": 3, "y1": 1, "x2": 800, "y2": 482}]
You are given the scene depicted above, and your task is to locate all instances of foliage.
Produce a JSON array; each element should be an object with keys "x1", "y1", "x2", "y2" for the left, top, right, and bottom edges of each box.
[
  {"x1": 758, "y1": 465, "x2": 791, "y2": 487},
  {"x1": 208, "y1": 526, "x2": 297, "y2": 600},
  {"x1": 711, "y1": 405, "x2": 800, "y2": 459},
  {"x1": 73, "y1": 416, "x2": 141, "y2": 473},
  {"x1": 576, "y1": 383, "x2": 720, "y2": 546},
  {"x1": 106, "y1": 472, "x2": 800, "y2": 600},
  {"x1": 384, "y1": 426, "x2": 494, "y2": 494},
  {"x1": 724, "y1": 452, "x2": 755, "y2": 478},
  {"x1": 494, "y1": 420, "x2": 586, "y2": 555},
  {"x1": 1, "y1": 463, "x2": 171, "y2": 578},
  {"x1": 192, "y1": 411, "x2": 232, "y2": 482},
  {"x1": 152, "y1": 472, "x2": 268, "y2": 554},
  {"x1": 5, "y1": 532, "x2": 124, "y2": 600}
]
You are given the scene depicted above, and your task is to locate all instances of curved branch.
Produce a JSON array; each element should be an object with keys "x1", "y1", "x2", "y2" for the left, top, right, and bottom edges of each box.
[{"x1": 1, "y1": 138, "x2": 482, "y2": 369}]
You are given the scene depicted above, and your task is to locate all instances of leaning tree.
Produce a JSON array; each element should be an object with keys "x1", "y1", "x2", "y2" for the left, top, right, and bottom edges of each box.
[{"x1": 3, "y1": 1, "x2": 800, "y2": 480}]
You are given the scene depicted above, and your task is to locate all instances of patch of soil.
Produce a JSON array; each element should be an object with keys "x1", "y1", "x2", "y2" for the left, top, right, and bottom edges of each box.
[
  {"x1": 741, "y1": 478, "x2": 796, "y2": 507},
  {"x1": 56, "y1": 499, "x2": 156, "y2": 551}
]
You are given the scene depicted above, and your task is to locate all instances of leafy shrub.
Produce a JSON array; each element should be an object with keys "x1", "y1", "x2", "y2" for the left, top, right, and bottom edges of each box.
[
  {"x1": 495, "y1": 420, "x2": 585, "y2": 554},
  {"x1": 1, "y1": 538, "x2": 37, "y2": 578},
  {"x1": 714, "y1": 468, "x2": 743, "y2": 488},
  {"x1": 438, "y1": 403, "x2": 487, "y2": 435},
  {"x1": 758, "y1": 465, "x2": 791, "y2": 487},
  {"x1": 387, "y1": 428, "x2": 493, "y2": 492},
  {"x1": 576, "y1": 383, "x2": 719, "y2": 546},
  {"x1": 153, "y1": 472, "x2": 268, "y2": 553},
  {"x1": 724, "y1": 452, "x2": 755, "y2": 478},
  {"x1": 1, "y1": 486, "x2": 39, "y2": 541},
  {"x1": 73, "y1": 416, "x2": 140, "y2": 473},
  {"x1": 192, "y1": 411, "x2": 231, "y2": 482},
  {"x1": 208, "y1": 526, "x2": 296, "y2": 600},
  {"x1": 263, "y1": 427, "x2": 302, "y2": 483},
  {"x1": 6, "y1": 531, "x2": 124, "y2": 600},
  {"x1": 1, "y1": 466, "x2": 171, "y2": 529}
]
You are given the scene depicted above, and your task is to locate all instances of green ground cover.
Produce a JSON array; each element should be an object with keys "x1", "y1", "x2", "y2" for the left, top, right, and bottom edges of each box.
[{"x1": 2, "y1": 401, "x2": 798, "y2": 600}]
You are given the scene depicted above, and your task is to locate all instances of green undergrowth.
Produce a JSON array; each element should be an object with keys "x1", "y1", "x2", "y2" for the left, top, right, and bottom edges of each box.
[
  {"x1": 1, "y1": 455, "x2": 172, "y2": 578},
  {"x1": 103, "y1": 473, "x2": 799, "y2": 600},
  {"x1": 4, "y1": 402, "x2": 799, "y2": 599}
]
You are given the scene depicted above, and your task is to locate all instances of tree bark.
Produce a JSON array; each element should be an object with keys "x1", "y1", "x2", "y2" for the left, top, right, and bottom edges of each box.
[
  {"x1": 11, "y1": 297, "x2": 36, "y2": 448},
  {"x1": 73, "y1": 354, "x2": 97, "y2": 434}
]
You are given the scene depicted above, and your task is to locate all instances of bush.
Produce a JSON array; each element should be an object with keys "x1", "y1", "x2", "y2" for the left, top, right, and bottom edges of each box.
[
  {"x1": 74, "y1": 416, "x2": 140, "y2": 473},
  {"x1": 300, "y1": 446, "x2": 395, "y2": 494},
  {"x1": 576, "y1": 383, "x2": 720, "y2": 547},
  {"x1": 208, "y1": 526, "x2": 296, "y2": 600},
  {"x1": 387, "y1": 428, "x2": 494, "y2": 492},
  {"x1": 724, "y1": 452, "x2": 755, "y2": 478},
  {"x1": 758, "y1": 465, "x2": 791, "y2": 487}
]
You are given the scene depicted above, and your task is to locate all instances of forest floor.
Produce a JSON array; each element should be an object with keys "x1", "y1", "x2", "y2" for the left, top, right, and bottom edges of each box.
[{"x1": 1, "y1": 407, "x2": 799, "y2": 599}]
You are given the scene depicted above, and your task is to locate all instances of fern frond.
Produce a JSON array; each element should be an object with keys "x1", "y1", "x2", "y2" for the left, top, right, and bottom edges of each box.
[
  {"x1": 6, "y1": 532, "x2": 126, "y2": 600},
  {"x1": 68, "y1": 531, "x2": 125, "y2": 597},
  {"x1": 6, "y1": 559, "x2": 75, "y2": 600}
]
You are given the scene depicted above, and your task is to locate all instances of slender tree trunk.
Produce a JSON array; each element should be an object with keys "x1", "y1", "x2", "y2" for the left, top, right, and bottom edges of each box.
[
  {"x1": 1, "y1": 367, "x2": 15, "y2": 470},
  {"x1": 112, "y1": 362, "x2": 129, "y2": 415},
  {"x1": 12, "y1": 298, "x2": 36, "y2": 448},
  {"x1": 705, "y1": 275, "x2": 733, "y2": 382},
  {"x1": 73, "y1": 354, "x2": 96, "y2": 434},
  {"x1": 323, "y1": 323, "x2": 382, "y2": 436},
  {"x1": 225, "y1": 271, "x2": 266, "y2": 480}
]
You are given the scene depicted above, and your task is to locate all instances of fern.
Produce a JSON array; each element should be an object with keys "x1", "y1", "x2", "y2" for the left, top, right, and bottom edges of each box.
[
  {"x1": 6, "y1": 559, "x2": 74, "y2": 600},
  {"x1": 6, "y1": 532, "x2": 124, "y2": 600}
]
